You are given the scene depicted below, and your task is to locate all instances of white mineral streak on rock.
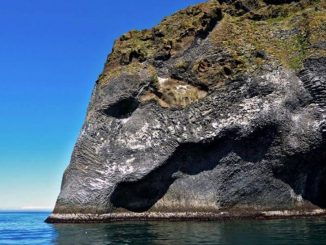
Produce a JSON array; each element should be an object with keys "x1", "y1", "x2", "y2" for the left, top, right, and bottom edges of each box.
[
  {"x1": 290, "y1": 189, "x2": 304, "y2": 204},
  {"x1": 168, "y1": 126, "x2": 176, "y2": 134},
  {"x1": 79, "y1": 128, "x2": 87, "y2": 138},
  {"x1": 120, "y1": 117, "x2": 131, "y2": 124},
  {"x1": 158, "y1": 77, "x2": 168, "y2": 85},
  {"x1": 126, "y1": 157, "x2": 136, "y2": 164},
  {"x1": 119, "y1": 165, "x2": 135, "y2": 174},
  {"x1": 88, "y1": 162, "x2": 119, "y2": 191},
  {"x1": 176, "y1": 85, "x2": 189, "y2": 94},
  {"x1": 117, "y1": 122, "x2": 156, "y2": 150}
]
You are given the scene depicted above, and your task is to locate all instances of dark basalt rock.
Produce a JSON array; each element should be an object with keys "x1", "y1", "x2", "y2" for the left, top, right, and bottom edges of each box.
[{"x1": 47, "y1": 0, "x2": 326, "y2": 222}]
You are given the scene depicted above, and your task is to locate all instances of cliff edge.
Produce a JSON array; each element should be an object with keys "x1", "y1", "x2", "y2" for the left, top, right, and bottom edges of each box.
[{"x1": 47, "y1": 0, "x2": 326, "y2": 222}]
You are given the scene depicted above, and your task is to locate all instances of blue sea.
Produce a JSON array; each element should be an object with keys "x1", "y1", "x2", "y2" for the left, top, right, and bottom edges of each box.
[{"x1": 1, "y1": 212, "x2": 326, "y2": 244}]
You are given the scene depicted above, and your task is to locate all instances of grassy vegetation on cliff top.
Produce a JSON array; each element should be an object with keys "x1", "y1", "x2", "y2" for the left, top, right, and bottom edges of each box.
[{"x1": 96, "y1": 0, "x2": 325, "y2": 108}]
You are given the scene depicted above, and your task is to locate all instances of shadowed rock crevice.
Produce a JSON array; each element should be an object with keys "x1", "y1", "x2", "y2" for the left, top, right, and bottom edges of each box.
[
  {"x1": 299, "y1": 58, "x2": 326, "y2": 107},
  {"x1": 304, "y1": 167, "x2": 326, "y2": 208},
  {"x1": 110, "y1": 125, "x2": 277, "y2": 212},
  {"x1": 273, "y1": 143, "x2": 326, "y2": 208},
  {"x1": 101, "y1": 97, "x2": 139, "y2": 119},
  {"x1": 195, "y1": 9, "x2": 222, "y2": 40}
]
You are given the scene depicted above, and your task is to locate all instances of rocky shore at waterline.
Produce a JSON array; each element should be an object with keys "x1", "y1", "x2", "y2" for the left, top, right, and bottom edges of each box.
[{"x1": 46, "y1": 209, "x2": 326, "y2": 223}]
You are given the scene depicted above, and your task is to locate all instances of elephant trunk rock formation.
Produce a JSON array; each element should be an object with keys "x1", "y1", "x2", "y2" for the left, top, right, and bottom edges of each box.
[{"x1": 46, "y1": 0, "x2": 326, "y2": 223}]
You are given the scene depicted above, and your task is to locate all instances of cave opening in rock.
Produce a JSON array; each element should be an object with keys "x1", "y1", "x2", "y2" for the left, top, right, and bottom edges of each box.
[
  {"x1": 274, "y1": 143, "x2": 326, "y2": 209},
  {"x1": 303, "y1": 165, "x2": 326, "y2": 208},
  {"x1": 102, "y1": 97, "x2": 139, "y2": 119},
  {"x1": 110, "y1": 125, "x2": 277, "y2": 212},
  {"x1": 316, "y1": 171, "x2": 326, "y2": 207}
]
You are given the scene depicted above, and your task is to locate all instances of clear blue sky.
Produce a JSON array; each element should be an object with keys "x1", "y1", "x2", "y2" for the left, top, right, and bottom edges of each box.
[{"x1": 0, "y1": 0, "x2": 205, "y2": 210}]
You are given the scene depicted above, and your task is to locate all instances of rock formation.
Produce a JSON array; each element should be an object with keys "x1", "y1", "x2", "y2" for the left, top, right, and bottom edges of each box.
[{"x1": 46, "y1": 0, "x2": 326, "y2": 222}]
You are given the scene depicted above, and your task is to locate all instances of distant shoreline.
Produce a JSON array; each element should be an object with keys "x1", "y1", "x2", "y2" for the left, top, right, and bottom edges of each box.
[
  {"x1": 0, "y1": 210, "x2": 51, "y2": 213},
  {"x1": 45, "y1": 209, "x2": 326, "y2": 223}
]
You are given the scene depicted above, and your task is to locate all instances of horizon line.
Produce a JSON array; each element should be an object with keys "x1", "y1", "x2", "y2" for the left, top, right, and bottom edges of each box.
[{"x1": 0, "y1": 207, "x2": 53, "y2": 212}]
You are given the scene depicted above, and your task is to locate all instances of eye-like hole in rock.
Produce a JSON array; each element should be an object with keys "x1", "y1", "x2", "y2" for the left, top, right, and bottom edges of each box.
[{"x1": 102, "y1": 97, "x2": 139, "y2": 119}]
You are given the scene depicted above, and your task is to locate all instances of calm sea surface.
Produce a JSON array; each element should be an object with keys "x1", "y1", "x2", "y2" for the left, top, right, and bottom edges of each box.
[{"x1": 1, "y1": 212, "x2": 326, "y2": 244}]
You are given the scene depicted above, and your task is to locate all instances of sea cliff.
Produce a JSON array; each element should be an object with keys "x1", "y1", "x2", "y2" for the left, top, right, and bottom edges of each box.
[{"x1": 47, "y1": 0, "x2": 326, "y2": 223}]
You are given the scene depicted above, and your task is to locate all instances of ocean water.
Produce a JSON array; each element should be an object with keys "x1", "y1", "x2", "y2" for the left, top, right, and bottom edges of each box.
[{"x1": 1, "y1": 212, "x2": 326, "y2": 244}]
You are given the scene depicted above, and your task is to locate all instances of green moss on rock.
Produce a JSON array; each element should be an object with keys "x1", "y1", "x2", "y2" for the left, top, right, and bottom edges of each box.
[
  {"x1": 98, "y1": 0, "x2": 325, "y2": 109},
  {"x1": 210, "y1": 0, "x2": 325, "y2": 73}
]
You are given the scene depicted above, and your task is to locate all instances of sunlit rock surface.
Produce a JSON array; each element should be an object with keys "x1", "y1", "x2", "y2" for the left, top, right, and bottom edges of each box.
[{"x1": 47, "y1": 0, "x2": 326, "y2": 222}]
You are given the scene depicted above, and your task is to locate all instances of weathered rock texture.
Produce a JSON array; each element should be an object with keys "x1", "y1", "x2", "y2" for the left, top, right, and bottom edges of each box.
[{"x1": 47, "y1": 0, "x2": 326, "y2": 222}]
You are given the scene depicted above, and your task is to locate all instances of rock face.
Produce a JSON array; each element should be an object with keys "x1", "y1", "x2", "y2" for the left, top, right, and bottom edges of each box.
[{"x1": 47, "y1": 0, "x2": 326, "y2": 222}]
